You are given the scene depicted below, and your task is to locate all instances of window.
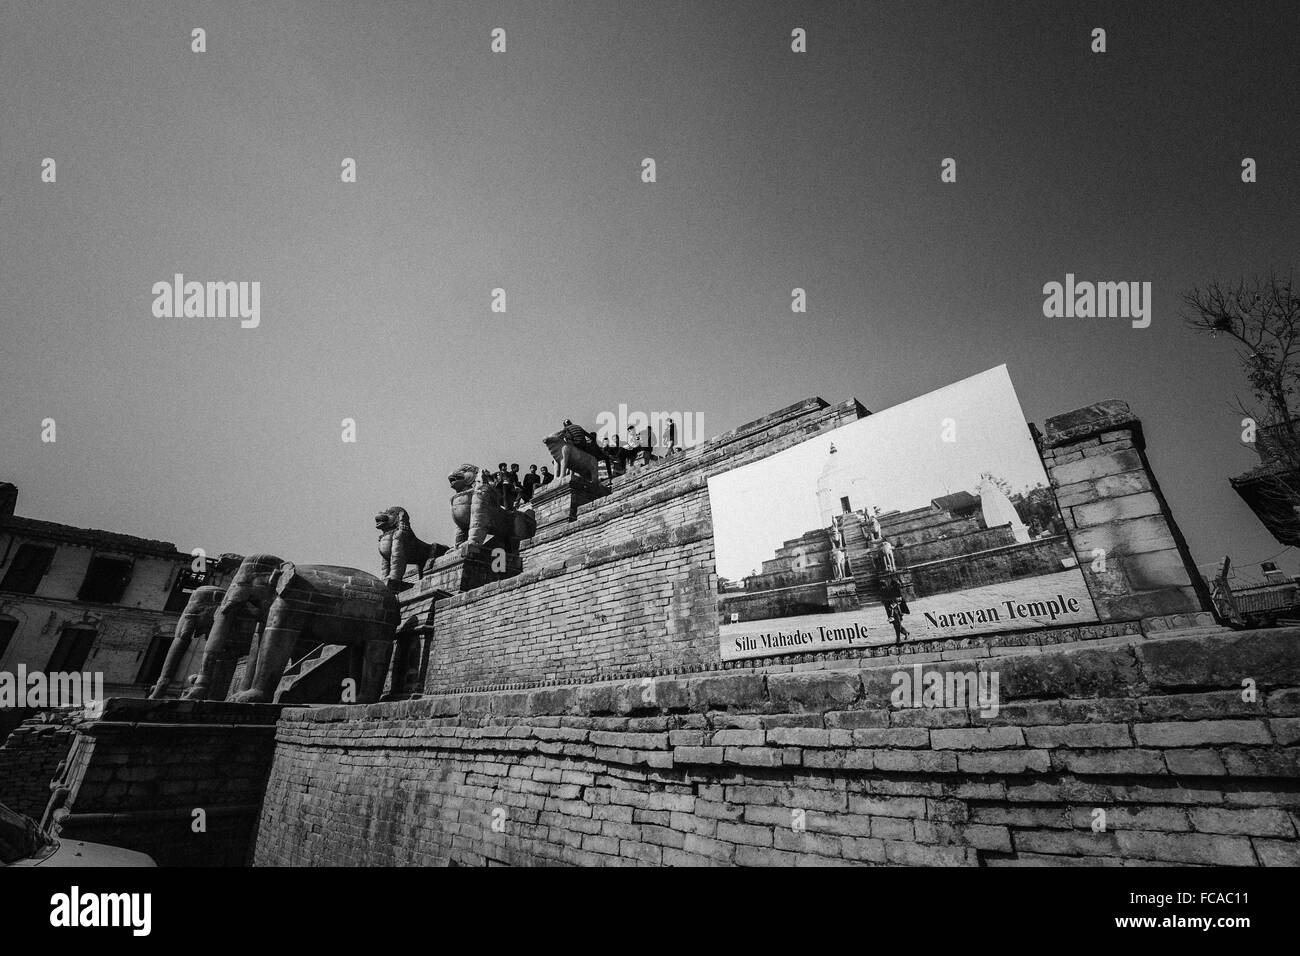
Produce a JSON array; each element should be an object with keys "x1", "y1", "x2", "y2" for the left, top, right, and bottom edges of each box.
[
  {"x1": 164, "y1": 566, "x2": 208, "y2": 614},
  {"x1": 0, "y1": 617, "x2": 17, "y2": 664},
  {"x1": 840, "y1": 496, "x2": 851, "y2": 513},
  {"x1": 136, "y1": 632, "x2": 172, "y2": 686},
  {"x1": 48, "y1": 626, "x2": 96, "y2": 673},
  {"x1": 0, "y1": 543, "x2": 56, "y2": 594},
  {"x1": 76, "y1": 556, "x2": 133, "y2": 604}
]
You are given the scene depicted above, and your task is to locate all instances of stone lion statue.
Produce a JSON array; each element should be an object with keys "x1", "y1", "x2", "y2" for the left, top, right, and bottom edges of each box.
[
  {"x1": 375, "y1": 506, "x2": 446, "y2": 591},
  {"x1": 543, "y1": 428, "x2": 605, "y2": 484},
  {"x1": 447, "y1": 465, "x2": 536, "y2": 551}
]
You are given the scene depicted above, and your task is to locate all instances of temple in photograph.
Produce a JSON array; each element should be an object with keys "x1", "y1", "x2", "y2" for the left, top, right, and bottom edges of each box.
[{"x1": 720, "y1": 440, "x2": 1070, "y2": 624}]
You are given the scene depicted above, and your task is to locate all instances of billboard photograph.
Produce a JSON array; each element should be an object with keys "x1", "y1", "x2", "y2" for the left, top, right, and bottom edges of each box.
[{"x1": 709, "y1": 366, "x2": 1099, "y2": 660}]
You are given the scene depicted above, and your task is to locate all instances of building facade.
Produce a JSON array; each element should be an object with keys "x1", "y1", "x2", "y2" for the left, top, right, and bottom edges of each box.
[{"x1": 0, "y1": 483, "x2": 238, "y2": 706}]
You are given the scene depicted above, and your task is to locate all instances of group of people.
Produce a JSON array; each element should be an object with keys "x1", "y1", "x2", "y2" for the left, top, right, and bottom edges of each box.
[
  {"x1": 479, "y1": 417, "x2": 683, "y2": 514},
  {"x1": 478, "y1": 462, "x2": 553, "y2": 509},
  {"x1": 562, "y1": 418, "x2": 682, "y2": 482}
]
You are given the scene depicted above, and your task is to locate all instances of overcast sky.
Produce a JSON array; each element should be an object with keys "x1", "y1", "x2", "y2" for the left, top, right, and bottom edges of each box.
[{"x1": 2, "y1": 1, "x2": 1297, "y2": 583}]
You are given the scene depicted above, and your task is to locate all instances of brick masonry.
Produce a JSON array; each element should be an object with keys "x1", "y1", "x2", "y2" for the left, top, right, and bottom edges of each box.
[
  {"x1": 0, "y1": 712, "x2": 76, "y2": 820},
  {"x1": 405, "y1": 398, "x2": 868, "y2": 692},
  {"x1": 253, "y1": 627, "x2": 1300, "y2": 866},
  {"x1": 1042, "y1": 400, "x2": 1212, "y2": 622},
  {"x1": 49, "y1": 698, "x2": 286, "y2": 866}
]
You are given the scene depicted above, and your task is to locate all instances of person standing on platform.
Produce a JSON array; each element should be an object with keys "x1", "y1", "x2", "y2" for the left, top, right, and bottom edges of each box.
[
  {"x1": 494, "y1": 462, "x2": 511, "y2": 508},
  {"x1": 600, "y1": 436, "x2": 616, "y2": 482},
  {"x1": 522, "y1": 464, "x2": 540, "y2": 503},
  {"x1": 886, "y1": 598, "x2": 910, "y2": 643}
]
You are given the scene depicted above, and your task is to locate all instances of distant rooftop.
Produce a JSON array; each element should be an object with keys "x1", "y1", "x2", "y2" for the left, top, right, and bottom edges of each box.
[
  {"x1": 0, "y1": 482, "x2": 182, "y2": 558},
  {"x1": 931, "y1": 491, "x2": 980, "y2": 513}
]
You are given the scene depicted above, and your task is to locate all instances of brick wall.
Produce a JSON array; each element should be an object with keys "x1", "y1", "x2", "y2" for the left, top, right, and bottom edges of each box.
[
  {"x1": 0, "y1": 713, "x2": 76, "y2": 820},
  {"x1": 50, "y1": 698, "x2": 286, "y2": 866},
  {"x1": 1042, "y1": 400, "x2": 1212, "y2": 621},
  {"x1": 253, "y1": 625, "x2": 1300, "y2": 867},
  {"x1": 412, "y1": 398, "x2": 867, "y2": 692}
]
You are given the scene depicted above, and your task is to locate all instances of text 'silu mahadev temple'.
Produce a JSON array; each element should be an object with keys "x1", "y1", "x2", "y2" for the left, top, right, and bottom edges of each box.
[{"x1": 3, "y1": 367, "x2": 1298, "y2": 868}]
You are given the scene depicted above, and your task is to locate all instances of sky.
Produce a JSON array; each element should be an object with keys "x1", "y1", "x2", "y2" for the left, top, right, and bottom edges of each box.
[
  {"x1": 709, "y1": 366, "x2": 1047, "y2": 580},
  {"x1": 2, "y1": 1, "x2": 1298, "y2": 585}
]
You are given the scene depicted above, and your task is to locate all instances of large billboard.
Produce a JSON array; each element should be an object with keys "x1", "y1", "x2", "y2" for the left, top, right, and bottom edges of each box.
[{"x1": 708, "y1": 366, "x2": 1098, "y2": 661}]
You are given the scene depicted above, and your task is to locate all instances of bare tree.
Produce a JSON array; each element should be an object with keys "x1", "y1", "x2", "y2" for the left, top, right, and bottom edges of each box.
[
  {"x1": 1183, "y1": 272, "x2": 1300, "y2": 444},
  {"x1": 1184, "y1": 272, "x2": 1300, "y2": 543}
]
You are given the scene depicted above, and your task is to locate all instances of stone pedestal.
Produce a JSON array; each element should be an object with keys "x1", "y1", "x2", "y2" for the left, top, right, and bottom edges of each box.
[
  {"x1": 49, "y1": 698, "x2": 287, "y2": 867},
  {"x1": 531, "y1": 475, "x2": 610, "y2": 535},
  {"x1": 1042, "y1": 400, "x2": 1212, "y2": 621},
  {"x1": 889, "y1": 571, "x2": 917, "y2": 603},
  {"x1": 385, "y1": 609, "x2": 438, "y2": 700},
  {"x1": 416, "y1": 542, "x2": 522, "y2": 597},
  {"x1": 827, "y1": 579, "x2": 859, "y2": 612}
]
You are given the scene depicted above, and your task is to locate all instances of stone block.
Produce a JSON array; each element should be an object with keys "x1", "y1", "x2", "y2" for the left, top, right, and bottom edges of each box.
[
  {"x1": 992, "y1": 644, "x2": 1141, "y2": 701},
  {"x1": 1023, "y1": 723, "x2": 1132, "y2": 748},
  {"x1": 1054, "y1": 471, "x2": 1153, "y2": 509},
  {"x1": 1138, "y1": 630, "x2": 1300, "y2": 691},
  {"x1": 1164, "y1": 749, "x2": 1228, "y2": 776},
  {"x1": 1072, "y1": 492, "x2": 1163, "y2": 527},
  {"x1": 1189, "y1": 807, "x2": 1295, "y2": 837},
  {"x1": 930, "y1": 727, "x2": 1025, "y2": 750},
  {"x1": 1113, "y1": 830, "x2": 1256, "y2": 866},
  {"x1": 1043, "y1": 401, "x2": 1138, "y2": 448},
  {"x1": 1133, "y1": 720, "x2": 1271, "y2": 748},
  {"x1": 1048, "y1": 448, "x2": 1144, "y2": 487},
  {"x1": 1070, "y1": 515, "x2": 1179, "y2": 558},
  {"x1": 1058, "y1": 749, "x2": 1167, "y2": 775},
  {"x1": 685, "y1": 674, "x2": 766, "y2": 711},
  {"x1": 767, "y1": 672, "x2": 861, "y2": 712}
]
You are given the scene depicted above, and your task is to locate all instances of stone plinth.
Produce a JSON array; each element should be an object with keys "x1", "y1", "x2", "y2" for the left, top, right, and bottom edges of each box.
[
  {"x1": 531, "y1": 475, "x2": 610, "y2": 535},
  {"x1": 415, "y1": 542, "x2": 522, "y2": 597},
  {"x1": 49, "y1": 698, "x2": 287, "y2": 867},
  {"x1": 827, "y1": 578, "x2": 858, "y2": 611},
  {"x1": 255, "y1": 625, "x2": 1299, "y2": 868},
  {"x1": 1042, "y1": 400, "x2": 1212, "y2": 621}
]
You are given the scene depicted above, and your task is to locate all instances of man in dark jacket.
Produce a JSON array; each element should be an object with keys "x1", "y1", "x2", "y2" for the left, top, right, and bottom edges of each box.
[{"x1": 521, "y1": 464, "x2": 540, "y2": 502}]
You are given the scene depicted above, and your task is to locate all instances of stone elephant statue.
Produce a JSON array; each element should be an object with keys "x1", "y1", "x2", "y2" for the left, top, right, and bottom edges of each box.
[
  {"x1": 447, "y1": 465, "x2": 536, "y2": 552},
  {"x1": 147, "y1": 585, "x2": 226, "y2": 699},
  {"x1": 182, "y1": 553, "x2": 400, "y2": 704}
]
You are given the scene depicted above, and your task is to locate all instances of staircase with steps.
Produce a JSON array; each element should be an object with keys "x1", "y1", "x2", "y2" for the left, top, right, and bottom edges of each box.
[
  {"x1": 275, "y1": 644, "x2": 351, "y2": 704},
  {"x1": 838, "y1": 512, "x2": 883, "y2": 605}
]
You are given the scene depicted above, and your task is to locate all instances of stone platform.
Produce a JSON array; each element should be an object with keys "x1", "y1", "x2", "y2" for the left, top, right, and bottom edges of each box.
[
  {"x1": 251, "y1": 622, "x2": 1300, "y2": 867},
  {"x1": 44, "y1": 697, "x2": 287, "y2": 867}
]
